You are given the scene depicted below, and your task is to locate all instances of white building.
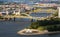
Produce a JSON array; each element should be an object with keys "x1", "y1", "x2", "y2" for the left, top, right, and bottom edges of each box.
[
  {"x1": 6, "y1": 11, "x2": 9, "y2": 15},
  {"x1": 13, "y1": 9, "x2": 21, "y2": 15},
  {"x1": 58, "y1": 7, "x2": 60, "y2": 18}
]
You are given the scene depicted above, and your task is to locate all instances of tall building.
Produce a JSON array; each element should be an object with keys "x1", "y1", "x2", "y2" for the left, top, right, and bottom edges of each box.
[{"x1": 58, "y1": 7, "x2": 60, "y2": 18}]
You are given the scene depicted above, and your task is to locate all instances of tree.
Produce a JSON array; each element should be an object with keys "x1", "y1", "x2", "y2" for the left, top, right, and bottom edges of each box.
[{"x1": 30, "y1": 22, "x2": 39, "y2": 29}]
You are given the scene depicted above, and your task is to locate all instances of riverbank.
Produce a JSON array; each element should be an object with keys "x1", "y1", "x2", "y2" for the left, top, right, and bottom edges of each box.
[{"x1": 17, "y1": 29, "x2": 60, "y2": 35}]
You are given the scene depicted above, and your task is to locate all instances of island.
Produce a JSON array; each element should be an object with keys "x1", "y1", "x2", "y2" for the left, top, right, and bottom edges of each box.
[{"x1": 17, "y1": 16, "x2": 60, "y2": 35}]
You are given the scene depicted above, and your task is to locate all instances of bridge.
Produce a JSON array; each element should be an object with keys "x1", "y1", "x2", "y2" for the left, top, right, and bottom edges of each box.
[{"x1": 2, "y1": 13, "x2": 48, "y2": 21}]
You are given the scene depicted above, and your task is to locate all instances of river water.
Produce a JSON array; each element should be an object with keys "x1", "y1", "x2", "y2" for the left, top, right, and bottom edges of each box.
[
  {"x1": 0, "y1": 13, "x2": 60, "y2": 37},
  {"x1": 30, "y1": 13, "x2": 52, "y2": 17}
]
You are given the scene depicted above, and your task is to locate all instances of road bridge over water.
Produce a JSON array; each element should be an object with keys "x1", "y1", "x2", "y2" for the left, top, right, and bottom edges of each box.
[{"x1": 2, "y1": 15, "x2": 48, "y2": 21}]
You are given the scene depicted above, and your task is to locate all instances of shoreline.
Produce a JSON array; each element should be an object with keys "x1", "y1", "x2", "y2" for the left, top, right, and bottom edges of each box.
[{"x1": 17, "y1": 29, "x2": 60, "y2": 35}]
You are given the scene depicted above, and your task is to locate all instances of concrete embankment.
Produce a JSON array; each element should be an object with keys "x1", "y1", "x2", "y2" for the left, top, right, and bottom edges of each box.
[{"x1": 17, "y1": 29, "x2": 60, "y2": 35}]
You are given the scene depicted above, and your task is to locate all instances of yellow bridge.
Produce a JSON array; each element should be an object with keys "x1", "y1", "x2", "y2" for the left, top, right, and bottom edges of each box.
[{"x1": 2, "y1": 15, "x2": 48, "y2": 21}]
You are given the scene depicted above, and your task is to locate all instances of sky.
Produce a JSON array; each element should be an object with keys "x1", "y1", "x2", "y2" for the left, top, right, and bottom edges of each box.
[
  {"x1": 0, "y1": 0, "x2": 59, "y2": 3},
  {"x1": 0, "y1": 0, "x2": 58, "y2": 1}
]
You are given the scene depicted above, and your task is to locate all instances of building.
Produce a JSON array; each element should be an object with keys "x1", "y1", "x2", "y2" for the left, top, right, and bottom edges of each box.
[
  {"x1": 58, "y1": 7, "x2": 60, "y2": 18},
  {"x1": 0, "y1": 12, "x2": 2, "y2": 16},
  {"x1": 13, "y1": 9, "x2": 21, "y2": 15},
  {"x1": 33, "y1": 3, "x2": 57, "y2": 7}
]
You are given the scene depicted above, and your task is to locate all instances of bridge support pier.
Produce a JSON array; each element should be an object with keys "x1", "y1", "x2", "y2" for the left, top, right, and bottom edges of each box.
[
  {"x1": 31, "y1": 19, "x2": 34, "y2": 22},
  {"x1": 13, "y1": 17, "x2": 16, "y2": 21},
  {"x1": 8, "y1": 18, "x2": 12, "y2": 21}
]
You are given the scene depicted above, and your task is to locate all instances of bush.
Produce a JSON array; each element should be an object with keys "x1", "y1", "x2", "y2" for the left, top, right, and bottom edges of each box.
[
  {"x1": 30, "y1": 22, "x2": 40, "y2": 29},
  {"x1": 29, "y1": 18, "x2": 60, "y2": 31},
  {"x1": 53, "y1": 11, "x2": 58, "y2": 16},
  {"x1": 0, "y1": 16, "x2": 4, "y2": 19},
  {"x1": 37, "y1": 18, "x2": 60, "y2": 26},
  {"x1": 37, "y1": 26, "x2": 46, "y2": 31},
  {"x1": 46, "y1": 25, "x2": 60, "y2": 31}
]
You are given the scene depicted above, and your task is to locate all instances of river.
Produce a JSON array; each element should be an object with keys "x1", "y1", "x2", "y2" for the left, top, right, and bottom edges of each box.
[{"x1": 0, "y1": 13, "x2": 60, "y2": 37}]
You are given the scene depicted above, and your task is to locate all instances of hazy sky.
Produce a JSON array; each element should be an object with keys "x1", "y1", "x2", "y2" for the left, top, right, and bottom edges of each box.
[
  {"x1": 0, "y1": 0, "x2": 58, "y2": 1},
  {"x1": 0, "y1": 0, "x2": 59, "y2": 3}
]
